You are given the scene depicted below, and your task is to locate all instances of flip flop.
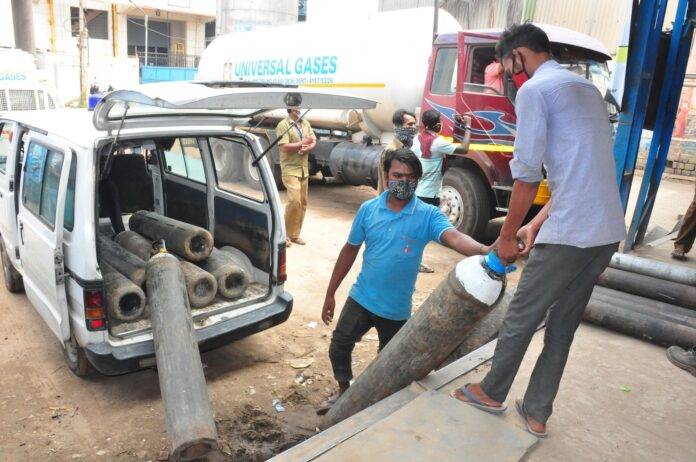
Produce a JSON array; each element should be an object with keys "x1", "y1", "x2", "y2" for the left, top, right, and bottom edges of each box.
[
  {"x1": 515, "y1": 399, "x2": 548, "y2": 438},
  {"x1": 451, "y1": 383, "x2": 507, "y2": 414}
]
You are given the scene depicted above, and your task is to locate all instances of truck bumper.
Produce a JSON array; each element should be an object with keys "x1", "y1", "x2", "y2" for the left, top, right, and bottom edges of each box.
[{"x1": 84, "y1": 292, "x2": 293, "y2": 375}]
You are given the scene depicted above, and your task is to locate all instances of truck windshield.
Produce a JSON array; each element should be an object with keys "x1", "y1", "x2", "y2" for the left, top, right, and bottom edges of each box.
[{"x1": 558, "y1": 59, "x2": 610, "y2": 97}]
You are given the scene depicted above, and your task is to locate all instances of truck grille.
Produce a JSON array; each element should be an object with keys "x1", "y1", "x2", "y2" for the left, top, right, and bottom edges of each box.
[
  {"x1": 37, "y1": 90, "x2": 46, "y2": 110},
  {"x1": 8, "y1": 89, "x2": 37, "y2": 110},
  {"x1": 0, "y1": 91, "x2": 7, "y2": 111}
]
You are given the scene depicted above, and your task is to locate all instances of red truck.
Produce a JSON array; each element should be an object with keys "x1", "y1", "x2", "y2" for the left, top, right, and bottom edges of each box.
[{"x1": 199, "y1": 10, "x2": 613, "y2": 240}]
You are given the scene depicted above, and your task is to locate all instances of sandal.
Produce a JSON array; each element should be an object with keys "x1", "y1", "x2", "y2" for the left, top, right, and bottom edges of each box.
[
  {"x1": 672, "y1": 248, "x2": 687, "y2": 261},
  {"x1": 451, "y1": 383, "x2": 507, "y2": 414},
  {"x1": 515, "y1": 399, "x2": 548, "y2": 438}
]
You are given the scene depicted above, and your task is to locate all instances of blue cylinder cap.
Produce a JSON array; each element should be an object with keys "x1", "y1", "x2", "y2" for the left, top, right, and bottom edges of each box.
[{"x1": 484, "y1": 250, "x2": 516, "y2": 276}]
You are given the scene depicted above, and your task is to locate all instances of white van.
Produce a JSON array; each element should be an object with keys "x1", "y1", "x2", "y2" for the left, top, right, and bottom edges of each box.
[{"x1": 0, "y1": 82, "x2": 374, "y2": 376}]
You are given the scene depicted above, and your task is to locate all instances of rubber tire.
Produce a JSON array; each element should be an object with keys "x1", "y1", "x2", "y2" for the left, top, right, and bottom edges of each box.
[
  {"x1": 62, "y1": 332, "x2": 94, "y2": 378},
  {"x1": 442, "y1": 167, "x2": 491, "y2": 240},
  {"x1": 0, "y1": 239, "x2": 23, "y2": 293}
]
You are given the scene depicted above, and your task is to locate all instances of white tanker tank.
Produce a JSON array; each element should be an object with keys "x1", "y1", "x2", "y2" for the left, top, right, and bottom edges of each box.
[{"x1": 197, "y1": 8, "x2": 461, "y2": 142}]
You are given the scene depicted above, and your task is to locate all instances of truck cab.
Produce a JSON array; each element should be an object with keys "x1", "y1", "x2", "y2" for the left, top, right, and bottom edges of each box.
[{"x1": 422, "y1": 26, "x2": 613, "y2": 237}]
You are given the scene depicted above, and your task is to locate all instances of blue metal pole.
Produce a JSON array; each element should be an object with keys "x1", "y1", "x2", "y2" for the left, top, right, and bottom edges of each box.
[
  {"x1": 625, "y1": 0, "x2": 696, "y2": 250},
  {"x1": 613, "y1": 0, "x2": 670, "y2": 211}
]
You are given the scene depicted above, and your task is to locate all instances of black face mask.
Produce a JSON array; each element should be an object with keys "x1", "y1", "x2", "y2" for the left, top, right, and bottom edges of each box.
[
  {"x1": 509, "y1": 52, "x2": 530, "y2": 89},
  {"x1": 395, "y1": 126, "x2": 417, "y2": 148}
]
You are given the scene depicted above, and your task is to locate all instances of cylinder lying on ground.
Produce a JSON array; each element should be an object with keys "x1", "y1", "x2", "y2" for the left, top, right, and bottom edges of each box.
[
  {"x1": 101, "y1": 262, "x2": 146, "y2": 322},
  {"x1": 116, "y1": 230, "x2": 218, "y2": 308},
  {"x1": 197, "y1": 248, "x2": 249, "y2": 299},
  {"x1": 128, "y1": 210, "x2": 214, "y2": 262},
  {"x1": 325, "y1": 254, "x2": 509, "y2": 426},
  {"x1": 609, "y1": 253, "x2": 696, "y2": 286},
  {"x1": 146, "y1": 252, "x2": 219, "y2": 460},
  {"x1": 597, "y1": 267, "x2": 696, "y2": 310},
  {"x1": 583, "y1": 296, "x2": 696, "y2": 348},
  {"x1": 591, "y1": 286, "x2": 696, "y2": 328},
  {"x1": 98, "y1": 236, "x2": 146, "y2": 287}
]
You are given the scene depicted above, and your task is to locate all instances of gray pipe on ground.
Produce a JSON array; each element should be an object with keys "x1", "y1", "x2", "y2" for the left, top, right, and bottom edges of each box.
[
  {"x1": 98, "y1": 236, "x2": 146, "y2": 287},
  {"x1": 583, "y1": 298, "x2": 696, "y2": 348},
  {"x1": 197, "y1": 248, "x2": 249, "y2": 299},
  {"x1": 591, "y1": 286, "x2": 696, "y2": 328},
  {"x1": 609, "y1": 253, "x2": 696, "y2": 286},
  {"x1": 325, "y1": 259, "x2": 506, "y2": 426},
  {"x1": 128, "y1": 211, "x2": 214, "y2": 262},
  {"x1": 146, "y1": 251, "x2": 220, "y2": 460},
  {"x1": 115, "y1": 230, "x2": 218, "y2": 308},
  {"x1": 597, "y1": 267, "x2": 696, "y2": 309},
  {"x1": 101, "y1": 262, "x2": 146, "y2": 322}
]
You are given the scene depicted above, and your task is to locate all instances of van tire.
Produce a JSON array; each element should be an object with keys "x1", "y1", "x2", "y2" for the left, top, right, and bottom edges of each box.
[
  {"x1": 441, "y1": 167, "x2": 491, "y2": 241},
  {"x1": 63, "y1": 333, "x2": 93, "y2": 378},
  {"x1": 0, "y1": 240, "x2": 23, "y2": 293}
]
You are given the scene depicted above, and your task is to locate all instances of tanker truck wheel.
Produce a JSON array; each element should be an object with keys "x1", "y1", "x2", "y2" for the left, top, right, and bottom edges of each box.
[
  {"x1": 210, "y1": 139, "x2": 239, "y2": 181},
  {"x1": 441, "y1": 167, "x2": 491, "y2": 241}
]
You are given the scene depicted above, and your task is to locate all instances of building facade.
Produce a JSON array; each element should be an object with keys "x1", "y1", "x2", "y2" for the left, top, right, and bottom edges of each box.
[{"x1": 1, "y1": 0, "x2": 215, "y2": 102}]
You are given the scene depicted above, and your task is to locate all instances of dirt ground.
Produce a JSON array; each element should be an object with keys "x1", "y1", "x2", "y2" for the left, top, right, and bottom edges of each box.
[{"x1": 0, "y1": 177, "x2": 691, "y2": 461}]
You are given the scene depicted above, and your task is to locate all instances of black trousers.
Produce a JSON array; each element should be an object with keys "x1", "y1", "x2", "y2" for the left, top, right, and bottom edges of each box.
[
  {"x1": 328, "y1": 297, "x2": 407, "y2": 383},
  {"x1": 418, "y1": 196, "x2": 441, "y2": 207}
]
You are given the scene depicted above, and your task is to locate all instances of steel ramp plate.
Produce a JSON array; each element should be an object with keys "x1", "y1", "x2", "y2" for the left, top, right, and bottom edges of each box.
[{"x1": 315, "y1": 390, "x2": 538, "y2": 462}]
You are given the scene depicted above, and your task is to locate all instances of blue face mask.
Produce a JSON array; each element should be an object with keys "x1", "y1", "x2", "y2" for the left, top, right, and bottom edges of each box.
[{"x1": 388, "y1": 179, "x2": 417, "y2": 200}]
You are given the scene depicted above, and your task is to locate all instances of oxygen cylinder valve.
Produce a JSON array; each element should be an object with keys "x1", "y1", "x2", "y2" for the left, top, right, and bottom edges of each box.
[{"x1": 481, "y1": 250, "x2": 516, "y2": 279}]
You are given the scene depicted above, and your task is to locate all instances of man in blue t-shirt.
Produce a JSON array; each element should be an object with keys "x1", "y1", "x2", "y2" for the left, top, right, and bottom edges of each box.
[{"x1": 319, "y1": 148, "x2": 490, "y2": 406}]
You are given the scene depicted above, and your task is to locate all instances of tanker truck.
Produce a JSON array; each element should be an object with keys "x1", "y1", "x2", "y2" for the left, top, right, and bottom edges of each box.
[{"x1": 197, "y1": 8, "x2": 613, "y2": 239}]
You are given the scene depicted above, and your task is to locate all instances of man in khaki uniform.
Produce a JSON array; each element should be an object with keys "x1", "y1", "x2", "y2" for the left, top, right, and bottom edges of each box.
[
  {"x1": 377, "y1": 109, "x2": 417, "y2": 194},
  {"x1": 276, "y1": 108, "x2": 316, "y2": 246}
]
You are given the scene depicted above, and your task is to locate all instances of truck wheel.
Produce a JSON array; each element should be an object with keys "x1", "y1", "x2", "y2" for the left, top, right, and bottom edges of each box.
[
  {"x1": 0, "y1": 240, "x2": 23, "y2": 293},
  {"x1": 210, "y1": 139, "x2": 241, "y2": 181},
  {"x1": 63, "y1": 332, "x2": 93, "y2": 378},
  {"x1": 441, "y1": 167, "x2": 491, "y2": 240}
]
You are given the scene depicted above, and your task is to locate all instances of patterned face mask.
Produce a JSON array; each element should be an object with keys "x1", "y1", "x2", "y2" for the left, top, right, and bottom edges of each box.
[
  {"x1": 387, "y1": 179, "x2": 417, "y2": 201},
  {"x1": 395, "y1": 126, "x2": 417, "y2": 148}
]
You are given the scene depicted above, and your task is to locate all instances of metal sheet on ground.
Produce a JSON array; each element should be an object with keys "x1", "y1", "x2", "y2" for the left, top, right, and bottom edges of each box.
[{"x1": 315, "y1": 390, "x2": 537, "y2": 462}]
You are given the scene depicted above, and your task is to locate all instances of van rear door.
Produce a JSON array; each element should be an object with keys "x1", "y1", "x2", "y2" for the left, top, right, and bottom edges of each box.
[{"x1": 16, "y1": 133, "x2": 72, "y2": 342}]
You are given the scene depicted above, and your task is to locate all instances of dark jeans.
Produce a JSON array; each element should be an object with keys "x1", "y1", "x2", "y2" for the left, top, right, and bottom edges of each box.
[
  {"x1": 418, "y1": 196, "x2": 440, "y2": 207},
  {"x1": 329, "y1": 297, "x2": 407, "y2": 383},
  {"x1": 480, "y1": 242, "x2": 618, "y2": 424}
]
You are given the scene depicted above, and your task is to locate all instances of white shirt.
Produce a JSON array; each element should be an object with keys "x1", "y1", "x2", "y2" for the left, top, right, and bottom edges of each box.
[
  {"x1": 411, "y1": 133, "x2": 457, "y2": 198},
  {"x1": 511, "y1": 60, "x2": 625, "y2": 248}
]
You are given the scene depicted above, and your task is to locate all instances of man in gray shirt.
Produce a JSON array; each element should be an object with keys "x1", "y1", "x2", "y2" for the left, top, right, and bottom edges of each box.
[{"x1": 452, "y1": 24, "x2": 625, "y2": 437}]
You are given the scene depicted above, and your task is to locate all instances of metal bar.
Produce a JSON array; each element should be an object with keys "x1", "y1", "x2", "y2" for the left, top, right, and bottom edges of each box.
[
  {"x1": 612, "y1": 0, "x2": 669, "y2": 211},
  {"x1": 626, "y1": 0, "x2": 696, "y2": 249}
]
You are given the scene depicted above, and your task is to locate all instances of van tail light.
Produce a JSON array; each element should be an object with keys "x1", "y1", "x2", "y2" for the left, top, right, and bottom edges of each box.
[
  {"x1": 84, "y1": 289, "x2": 107, "y2": 331},
  {"x1": 276, "y1": 243, "x2": 287, "y2": 285}
]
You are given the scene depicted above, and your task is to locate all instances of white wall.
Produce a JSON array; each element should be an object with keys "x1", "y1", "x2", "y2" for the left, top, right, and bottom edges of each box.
[{"x1": 0, "y1": 0, "x2": 14, "y2": 48}]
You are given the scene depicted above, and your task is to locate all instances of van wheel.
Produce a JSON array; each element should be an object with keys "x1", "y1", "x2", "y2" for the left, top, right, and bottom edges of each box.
[
  {"x1": 0, "y1": 240, "x2": 23, "y2": 293},
  {"x1": 63, "y1": 333, "x2": 93, "y2": 378},
  {"x1": 441, "y1": 167, "x2": 491, "y2": 241}
]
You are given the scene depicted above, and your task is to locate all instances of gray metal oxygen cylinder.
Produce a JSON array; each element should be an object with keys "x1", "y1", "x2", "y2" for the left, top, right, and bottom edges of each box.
[{"x1": 325, "y1": 251, "x2": 514, "y2": 426}]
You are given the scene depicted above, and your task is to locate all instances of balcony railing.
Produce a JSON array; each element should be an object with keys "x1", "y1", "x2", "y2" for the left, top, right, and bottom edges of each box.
[{"x1": 135, "y1": 51, "x2": 200, "y2": 68}]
